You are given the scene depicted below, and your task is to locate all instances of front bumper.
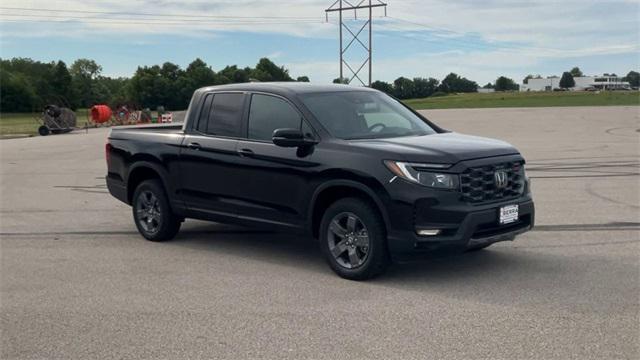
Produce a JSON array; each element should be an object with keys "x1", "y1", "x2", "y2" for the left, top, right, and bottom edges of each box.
[
  {"x1": 387, "y1": 199, "x2": 534, "y2": 261},
  {"x1": 383, "y1": 171, "x2": 534, "y2": 261}
]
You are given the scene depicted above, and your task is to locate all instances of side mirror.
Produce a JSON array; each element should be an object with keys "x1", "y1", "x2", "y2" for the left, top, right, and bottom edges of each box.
[{"x1": 272, "y1": 128, "x2": 317, "y2": 148}]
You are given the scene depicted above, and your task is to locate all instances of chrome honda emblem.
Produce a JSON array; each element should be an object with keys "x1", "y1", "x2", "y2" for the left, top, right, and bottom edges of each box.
[{"x1": 494, "y1": 170, "x2": 508, "y2": 189}]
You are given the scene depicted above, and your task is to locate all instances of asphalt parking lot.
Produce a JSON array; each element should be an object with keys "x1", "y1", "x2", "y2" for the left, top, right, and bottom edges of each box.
[{"x1": 1, "y1": 106, "x2": 638, "y2": 359}]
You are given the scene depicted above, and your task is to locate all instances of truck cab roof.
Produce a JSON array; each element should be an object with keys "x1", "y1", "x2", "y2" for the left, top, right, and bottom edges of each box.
[{"x1": 195, "y1": 82, "x2": 377, "y2": 97}]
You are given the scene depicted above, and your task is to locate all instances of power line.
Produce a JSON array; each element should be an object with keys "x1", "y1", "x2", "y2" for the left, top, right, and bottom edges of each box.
[
  {"x1": 0, "y1": 6, "x2": 580, "y2": 54},
  {"x1": 0, "y1": 13, "x2": 322, "y2": 24},
  {"x1": 0, "y1": 6, "x2": 321, "y2": 20},
  {"x1": 0, "y1": 19, "x2": 323, "y2": 26}
]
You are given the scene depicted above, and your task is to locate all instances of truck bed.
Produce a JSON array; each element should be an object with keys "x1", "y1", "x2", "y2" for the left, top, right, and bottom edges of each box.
[{"x1": 109, "y1": 123, "x2": 184, "y2": 139}]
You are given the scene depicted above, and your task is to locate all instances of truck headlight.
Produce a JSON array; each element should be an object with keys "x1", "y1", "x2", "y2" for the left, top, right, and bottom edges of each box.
[{"x1": 384, "y1": 160, "x2": 458, "y2": 189}]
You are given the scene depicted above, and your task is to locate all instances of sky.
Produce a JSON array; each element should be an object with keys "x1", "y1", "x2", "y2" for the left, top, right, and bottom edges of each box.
[{"x1": 1, "y1": 0, "x2": 639, "y2": 85}]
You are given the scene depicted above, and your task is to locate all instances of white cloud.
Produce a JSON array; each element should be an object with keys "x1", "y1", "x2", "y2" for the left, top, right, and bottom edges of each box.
[
  {"x1": 2, "y1": 0, "x2": 638, "y2": 83},
  {"x1": 4, "y1": 0, "x2": 638, "y2": 50},
  {"x1": 266, "y1": 51, "x2": 283, "y2": 59}
]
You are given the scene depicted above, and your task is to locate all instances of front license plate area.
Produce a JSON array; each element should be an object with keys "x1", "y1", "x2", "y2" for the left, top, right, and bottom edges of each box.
[{"x1": 499, "y1": 205, "x2": 519, "y2": 225}]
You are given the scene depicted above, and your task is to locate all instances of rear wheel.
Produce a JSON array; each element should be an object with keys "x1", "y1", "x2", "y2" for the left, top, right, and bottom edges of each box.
[
  {"x1": 132, "y1": 179, "x2": 181, "y2": 241},
  {"x1": 319, "y1": 198, "x2": 389, "y2": 280}
]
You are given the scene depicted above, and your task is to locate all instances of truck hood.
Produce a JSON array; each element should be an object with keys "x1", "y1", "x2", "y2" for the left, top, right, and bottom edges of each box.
[{"x1": 348, "y1": 132, "x2": 520, "y2": 164}]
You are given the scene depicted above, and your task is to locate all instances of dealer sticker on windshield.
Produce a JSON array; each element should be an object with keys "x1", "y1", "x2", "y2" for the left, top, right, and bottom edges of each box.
[{"x1": 499, "y1": 204, "x2": 519, "y2": 225}]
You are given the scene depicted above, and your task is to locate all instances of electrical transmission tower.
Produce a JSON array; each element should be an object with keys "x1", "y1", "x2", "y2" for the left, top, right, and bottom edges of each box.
[{"x1": 325, "y1": 0, "x2": 387, "y2": 86}]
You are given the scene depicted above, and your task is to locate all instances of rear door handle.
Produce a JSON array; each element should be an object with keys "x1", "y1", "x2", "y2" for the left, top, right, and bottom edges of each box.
[
  {"x1": 237, "y1": 148, "x2": 254, "y2": 157},
  {"x1": 187, "y1": 142, "x2": 201, "y2": 150}
]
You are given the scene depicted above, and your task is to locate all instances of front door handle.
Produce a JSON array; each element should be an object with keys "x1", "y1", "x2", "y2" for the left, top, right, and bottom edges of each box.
[
  {"x1": 237, "y1": 148, "x2": 254, "y2": 157},
  {"x1": 187, "y1": 142, "x2": 201, "y2": 150}
]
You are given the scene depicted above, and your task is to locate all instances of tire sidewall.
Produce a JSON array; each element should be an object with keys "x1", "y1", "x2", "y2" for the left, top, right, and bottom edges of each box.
[
  {"x1": 132, "y1": 179, "x2": 178, "y2": 241},
  {"x1": 319, "y1": 198, "x2": 388, "y2": 280}
]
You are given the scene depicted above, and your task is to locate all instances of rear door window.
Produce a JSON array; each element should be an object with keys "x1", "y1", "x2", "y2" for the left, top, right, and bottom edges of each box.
[
  {"x1": 205, "y1": 93, "x2": 245, "y2": 137},
  {"x1": 196, "y1": 94, "x2": 213, "y2": 133}
]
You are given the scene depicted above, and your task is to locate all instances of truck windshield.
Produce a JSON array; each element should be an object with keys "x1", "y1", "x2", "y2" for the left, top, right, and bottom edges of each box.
[{"x1": 300, "y1": 91, "x2": 436, "y2": 140}]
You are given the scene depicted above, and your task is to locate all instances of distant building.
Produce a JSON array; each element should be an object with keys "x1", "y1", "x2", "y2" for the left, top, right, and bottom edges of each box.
[
  {"x1": 477, "y1": 88, "x2": 495, "y2": 93},
  {"x1": 520, "y1": 75, "x2": 631, "y2": 91}
]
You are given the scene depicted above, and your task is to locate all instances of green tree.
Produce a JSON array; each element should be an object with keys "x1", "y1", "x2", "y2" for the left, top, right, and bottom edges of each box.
[
  {"x1": 220, "y1": 65, "x2": 250, "y2": 83},
  {"x1": 412, "y1": 77, "x2": 439, "y2": 98},
  {"x1": 252, "y1": 58, "x2": 292, "y2": 82},
  {"x1": 50, "y1": 61, "x2": 73, "y2": 105},
  {"x1": 371, "y1": 80, "x2": 393, "y2": 94},
  {"x1": 159, "y1": 62, "x2": 186, "y2": 109},
  {"x1": 332, "y1": 77, "x2": 349, "y2": 84},
  {"x1": 569, "y1": 67, "x2": 583, "y2": 77},
  {"x1": 495, "y1": 76, "x2": 519, "y2": 91},
  {"x1": 97, "y1": 76, "x2": 129, "y2": 106},
  {"x1": 185, "y1": 58, "x2": 217, "y2": 88},
  {"x1": 127, "y1": 65, "x2": 166, "y2": 109},
  {"x1": 482, "y1": 82, "x2": 494, "y2": 89},
  {"x1": 69, "y1": 58, "x2": 102, "y2": 79},
  {"x1": 439, "y1": 73, "x2": 478, "y2": 93},
  {"x1": 624, "y1": 70, "x2": 639, "y2": 87},
  {"x1": 559, "y1": 72, "x2": 575, "y2": 89},
  {"x1": 91, "y1": 79, "x2": 113, "y2": 105},
  {"x1": 70, "y1": 59, "x2": 103, "y2": 107},
  {"x1": 0, "y1": 58, "x2": 63, "y2": 109},
  {"x1": 296, "y1": 76, "x2": 310, "y2": 82},
  {"x1": 160, "y1": 62, "x2": 182, "y2": 81},
  {"x1": 0, "y1": 70, "x2": 37, "y2": 112},
  {"x1": 0, "y1": 56, "x2": 310, "y2": 112},
  {"x1": 393, "y1": 77, "x2": 415, "y2": 99}
]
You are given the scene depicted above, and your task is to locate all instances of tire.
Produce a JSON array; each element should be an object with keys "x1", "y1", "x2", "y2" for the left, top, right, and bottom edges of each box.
[
  {"x1": 38, "y1": 125, "x2": 50, "y2": 136},
  {"x1": 131, "y1": 179, "x2": 181, "y2": 242},
  {"x1": 319, "y1": 198, "x2": 389, "y2": 280}
]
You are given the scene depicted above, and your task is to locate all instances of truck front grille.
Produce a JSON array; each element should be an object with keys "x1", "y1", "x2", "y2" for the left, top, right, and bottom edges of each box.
[{"x1": 460, "y1": 161, "x2": 525, "y2": 204}]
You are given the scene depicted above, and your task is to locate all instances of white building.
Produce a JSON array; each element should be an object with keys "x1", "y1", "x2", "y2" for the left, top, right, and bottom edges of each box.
[{"x1": 520, "y1": 75, "x2": 631, "y2": 91}]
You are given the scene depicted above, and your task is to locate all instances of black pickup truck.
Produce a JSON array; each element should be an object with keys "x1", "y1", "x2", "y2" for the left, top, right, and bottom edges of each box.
[{"x1": 106, "y1": 83, "x2": 534, "y2": 280}]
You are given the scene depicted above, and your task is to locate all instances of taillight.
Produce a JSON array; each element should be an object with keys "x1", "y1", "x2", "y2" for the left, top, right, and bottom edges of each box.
[{"x1": 105, "y1": 143, "x2": 112, "y2": 166}]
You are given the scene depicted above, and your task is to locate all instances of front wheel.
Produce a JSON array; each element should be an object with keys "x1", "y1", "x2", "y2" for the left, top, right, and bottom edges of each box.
[
  {"x1": 319, "y1": 198, "x2": 389, "y2": 280},
  {"x1": 132, "y1": 179, "x2": 181, "y2": 242}
]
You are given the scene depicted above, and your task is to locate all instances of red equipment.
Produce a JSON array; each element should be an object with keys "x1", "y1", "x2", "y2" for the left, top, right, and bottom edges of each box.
[{"x1": 90, "y1": 105, "x2": 112, "y2": 124}]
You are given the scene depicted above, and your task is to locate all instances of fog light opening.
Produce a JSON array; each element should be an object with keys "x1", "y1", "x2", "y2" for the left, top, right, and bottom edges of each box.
[{"x1": 416, "y1": 229, "x2": 441, "y2": 236}]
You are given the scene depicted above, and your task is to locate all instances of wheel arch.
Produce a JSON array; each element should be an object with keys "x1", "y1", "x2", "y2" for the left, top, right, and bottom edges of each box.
[
  {"x1": 309, "y1": 179, "x2": 391, "y2": 239},
  {"x1": 126, "y1": 161, "x2": 174, "y2": 205}
]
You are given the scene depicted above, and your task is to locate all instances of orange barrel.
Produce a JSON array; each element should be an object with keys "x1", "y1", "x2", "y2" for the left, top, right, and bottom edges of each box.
[{"x1": 90, "y1": 105, "x2": 112, "y2": 123}]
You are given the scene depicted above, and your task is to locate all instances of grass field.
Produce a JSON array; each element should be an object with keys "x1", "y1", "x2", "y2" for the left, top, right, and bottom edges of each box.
[
  {"x1": 1, "y1": 91, "x2": 639, "y2": 137},
  {"x1": 404, "y1": 90, "x2": 640, "y2": 109},
  {"x1": 0, "y1": 113, "x2": 39, "y2": 136},
  {"x1": 0, "y1": 109, "x2": 90, "y2": 137}
]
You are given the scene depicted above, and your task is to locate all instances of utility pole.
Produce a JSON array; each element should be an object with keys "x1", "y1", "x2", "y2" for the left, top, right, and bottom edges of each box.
[{"x1": 325, "y1": 0, "x2": 387, "y2": 87}]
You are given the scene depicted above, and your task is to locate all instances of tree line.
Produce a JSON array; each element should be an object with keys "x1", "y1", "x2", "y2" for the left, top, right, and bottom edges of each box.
[
  {"x1": 340, "y1": 73, "x2": 536, "y2": 99},
  {"x1": 3, "y1": 57, "x2": 638, "y2": 112},
  {"x1": 0, "y1": 57, "x2": 309, "y2": 112},
  {"x1": 336, "y1": 73, "x2": 480, "y2": 100},
  {"x1": 360, "y1": 67, "x2": 639, "y2": 99},
  {"x1": 350, "y1": 73, "x2": 486, "y2": 99}
]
